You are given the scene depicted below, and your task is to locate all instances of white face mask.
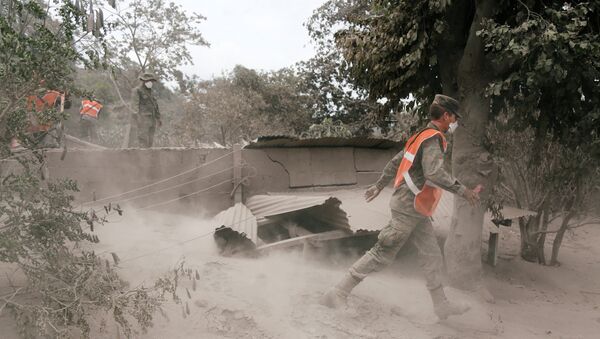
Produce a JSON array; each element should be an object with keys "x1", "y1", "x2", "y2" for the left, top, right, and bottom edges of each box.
[
  {"x1": 145, "y1": 81, "x2": 153, "y2": 89},
  {"x1": 448, "y1": 121, "x2": 459, "y2": 134}
]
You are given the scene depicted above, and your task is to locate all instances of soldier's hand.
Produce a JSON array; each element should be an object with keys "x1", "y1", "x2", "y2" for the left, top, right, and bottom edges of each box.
[
  {"x1": 463, "y1": 188, "x2": 480, "y2": 206},
  {"x1": 364, "y1": 185, "x2": 381, "y2": 203}
]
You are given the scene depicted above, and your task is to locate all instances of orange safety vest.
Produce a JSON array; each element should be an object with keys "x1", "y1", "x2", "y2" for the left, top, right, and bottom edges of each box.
[
  {"x1": 393, "y1": 128, "x2": 448, "y2": 217},
  {"x1": 26, "y1": 90, "x2": 64, "y2": 132},
  {"x1": 80, "y1": 100, "x2": 103, "y2": 119}
]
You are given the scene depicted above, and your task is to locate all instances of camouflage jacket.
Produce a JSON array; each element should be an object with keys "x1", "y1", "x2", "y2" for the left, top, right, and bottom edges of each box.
[
  {"x1": 375, "y1": 122, "x2": 466, "y2": 213},
  {"x1": 131, "y1": 85, "x2": 160, "y2": 119}
]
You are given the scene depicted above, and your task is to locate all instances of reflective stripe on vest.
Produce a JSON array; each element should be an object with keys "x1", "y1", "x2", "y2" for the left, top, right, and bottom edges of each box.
[
  {"x1": 80, "y1": 100, "x2": 103, "y2": 119},
  {"x1": 393, "y1": 128, "x2": 447, "y2": 216}
]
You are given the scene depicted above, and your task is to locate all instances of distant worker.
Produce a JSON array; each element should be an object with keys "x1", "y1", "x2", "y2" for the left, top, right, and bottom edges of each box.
[
  {"x1": 79, "y1": 98, "x2": 103, "y2": 143},
  {"x1": 321, "y1": 94, "x2": 481, "y2": 320},
  {"x1": 129, "y1": 73, "x2": 161, "y2": 148},
  {"x1": 11, "y1": 89, "x2": 68, "y2": 149}
]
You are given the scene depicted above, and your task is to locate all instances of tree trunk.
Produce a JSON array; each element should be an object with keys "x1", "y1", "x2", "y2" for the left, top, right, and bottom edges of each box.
[
  {"x1": 536, "y1": 209, "x2": 549, "y2": 265},
  {"x1": 519, "y1": 203, "x2": 549, "y2": 263},
  {"x1": 444, "y1": 0, "x2": 497, "y2": 291},
  {"x1": 519, "y1": 215, "x2": 538, "y2": 262},
  {"x1": 551, "y1": 177, "x2": 582, "y2": 266},
  {"x1": 550, "y1": 210, "x2": 575, "y2": 266},
  {"x1": 519, "y1": 218, "x2": 531, "y2": 257},
  {"x1": 219, "y1": 126, "x2": 227, "y2": 147},
  {"x1": 444, "y1": 91, "x2": 492, "y2": 288}
]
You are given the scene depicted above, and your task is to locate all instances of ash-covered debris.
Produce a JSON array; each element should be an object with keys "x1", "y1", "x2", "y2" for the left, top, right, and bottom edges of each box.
[{"x1": 213, "y1": 225, "x2": 258, "y2": 258}]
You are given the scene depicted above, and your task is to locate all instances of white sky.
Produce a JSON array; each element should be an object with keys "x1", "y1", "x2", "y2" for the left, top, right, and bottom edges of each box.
[{"x1": 173, "y1": 0, "x2": 327, "y2": 80}]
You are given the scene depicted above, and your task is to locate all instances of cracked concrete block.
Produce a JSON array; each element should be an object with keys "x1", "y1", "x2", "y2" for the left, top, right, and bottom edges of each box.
[
  {"x1": 288, "y1": 148, "x2": 313, "y2": 187},
  {"x1": 310, "y1": 148, "x2": 356, "y2": 187},
  {"x1": 257, "y1": 148, "x2": 356, "y2": 188},
  {"x1": 242, "y1": 149, "x2": 290, "y2": 195}
]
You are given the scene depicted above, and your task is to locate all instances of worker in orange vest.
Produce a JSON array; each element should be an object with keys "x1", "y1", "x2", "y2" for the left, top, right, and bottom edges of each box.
[
  {"x1": 79, "y1": 98, "x2": 103, "y2": 142},
  {"x1": 11, "y1": 90, "x2": 67, "y2": 150},
  {"x1": 321, "y1": 94, "x2": 481, "y2": 320},
  {"x1": 27, "y1": 90, "x2": 63, "y2": 132}
]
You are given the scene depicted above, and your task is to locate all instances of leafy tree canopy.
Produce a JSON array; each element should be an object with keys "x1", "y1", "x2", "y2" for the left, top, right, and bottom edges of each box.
[
  {"x1": 308, "y1": 0, "x2": 600, "y2": 144},
  {"x1": 105, "y1": 0, "x2": 209, "y2": 85},
  {"x1": 180, "y1": 65, "x2": 314, "y2": 146},
  {"x1": 0, "y1": 1, "x2": 183, "y2": 336}
]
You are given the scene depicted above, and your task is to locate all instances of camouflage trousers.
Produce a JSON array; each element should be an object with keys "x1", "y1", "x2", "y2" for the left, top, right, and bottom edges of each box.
[
  {"x1": 79, "y1": 118, "x2": 98, "y2": 143},
  {"x1": 348, "y1": 208, "x2": 443, "y2": 290},
  {"x1": 135, "y1": 115, "x2": 156, "y2": 148}
]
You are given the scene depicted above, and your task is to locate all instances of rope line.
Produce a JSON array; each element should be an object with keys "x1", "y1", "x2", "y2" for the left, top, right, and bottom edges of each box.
[
  {"x1": 133, "y1": 178, "x2": 234, "y2": 211},
  {"x1": 93, "y1": 166, "x2": 235, "y2": 206},
  {"x1": 82, "y1": 150, "x2": 235, "y2": 205},
  {"x1": 118, "y1": 215, "x2": 257, "y2": 264},
  {"x1": 118, "y1": 230, "x2": 214, "y2": 264}
]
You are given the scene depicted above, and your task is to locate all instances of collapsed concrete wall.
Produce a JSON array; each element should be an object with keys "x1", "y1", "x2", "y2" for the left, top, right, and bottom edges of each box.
[{"x1": 2, "y1": 145, "x2": 398, "y2": 217}]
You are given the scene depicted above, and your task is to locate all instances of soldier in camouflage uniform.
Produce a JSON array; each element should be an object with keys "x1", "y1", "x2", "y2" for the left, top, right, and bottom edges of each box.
[
  {"x1": 321, "y1": 94, "x2": 480, "y2": 320},
  {"x1": 129, "y1": 73, "x2": 161, "y2": 147}
]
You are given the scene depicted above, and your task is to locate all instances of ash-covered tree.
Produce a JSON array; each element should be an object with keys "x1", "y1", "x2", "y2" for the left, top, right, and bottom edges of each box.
[
  {"x1": 0, "y1": 0, "x2": 91, "y2": 149},
  {"x1": 181, "y1": 65, "x2": 314, "y2": 146},
  {"x1": 104, "y1": 0, "x2": 209, "y2": 87},
  {"x1": 182, "y1": 74, "x2": 267, "y2": 147},
  {"x1": 98, "y1": 0, "x2": 209, "y2": 147},
  {"x1": 308, "y1": 0, "x2": 600, "y2": 292},
  {"x1": 487, "y1": 116, "x2": 600, "y2": 266},
  {"x1": 0, "y1": 1, "x2": 183, "y2": 337},
  {"x1": 480, "y1": 1, "x2": 600, "y2": 265}
]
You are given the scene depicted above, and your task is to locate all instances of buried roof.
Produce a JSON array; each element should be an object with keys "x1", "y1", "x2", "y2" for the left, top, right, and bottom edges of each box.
[
  {"x1": 213, "y1": 203, "x2": 258, "y2": 244},
  {"x1": 213, "y1": 194, "x2": 352, "y2": 246},
  {"x1": 245, "y1": 194, "x2": 351, "y2": 230}
]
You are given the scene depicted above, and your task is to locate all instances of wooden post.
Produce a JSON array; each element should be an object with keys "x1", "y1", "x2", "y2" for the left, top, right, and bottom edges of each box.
[
  {"x1": 232, "y1": 144, "x2": 242, "y2": 204},
  {"x1": 488, "y1": 232, "x2": 499, "y2": 267}
]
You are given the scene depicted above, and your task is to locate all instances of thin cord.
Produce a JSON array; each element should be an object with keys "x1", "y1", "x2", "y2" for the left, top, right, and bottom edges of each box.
[
  {"x1": 95, "y1": 166, "x2": 235, "y2": 206},
  {"x1": 118, "y1": 229, "x2": 214, "y2": 264},
  {"x1": 133, "y1": 178, "x2": 234, "y2": 211},
  {"x1": 118, "y1": 215, "x2": 257, "y2": 264},
  {"x1": 82, "y1": 150, "x2": 234, "y2": 205}
]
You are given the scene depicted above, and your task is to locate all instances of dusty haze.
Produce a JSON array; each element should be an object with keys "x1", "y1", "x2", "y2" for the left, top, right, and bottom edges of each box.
[
  {"x1": 88, "y1": 210, "x2": 600, "y2": 338},
  {"x1": 2, "y1": 208, "x2": 599, "y2": 338}
]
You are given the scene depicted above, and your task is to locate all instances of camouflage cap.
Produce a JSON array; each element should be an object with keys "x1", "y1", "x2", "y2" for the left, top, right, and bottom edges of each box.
[
  {"x1": 139, "y1": 72, "x2": 158, "y2": 81},
  {"x1": 433, "y1": 94, "x2": 461, "y2": 118}
]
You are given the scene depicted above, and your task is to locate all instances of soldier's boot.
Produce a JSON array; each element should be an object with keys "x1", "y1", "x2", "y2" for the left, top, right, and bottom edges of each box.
[
  {"x1": 320, "y1": 273, "x2": 361, "y2": 308},
  {"x1": 320, "y1": 253, "x2": 382, "y2": 309},
  {"x1": 429, "y1": 285, "x2": 471, "y2": 320}
]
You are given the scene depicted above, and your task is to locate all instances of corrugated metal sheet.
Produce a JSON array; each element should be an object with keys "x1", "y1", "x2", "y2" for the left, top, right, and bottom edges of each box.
[
  {"x1": 245, "y1": 194, "x2": 351, "y2": 231},
  {"x1": 245, "y1": 136, "x2": 401, "y2": 150},
  {"x1": 282, "y1": 189, "x2": 392, "y2": 232},
  {"x1": 213, "y1": 203, "x2": 258, "y2": 243}
]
